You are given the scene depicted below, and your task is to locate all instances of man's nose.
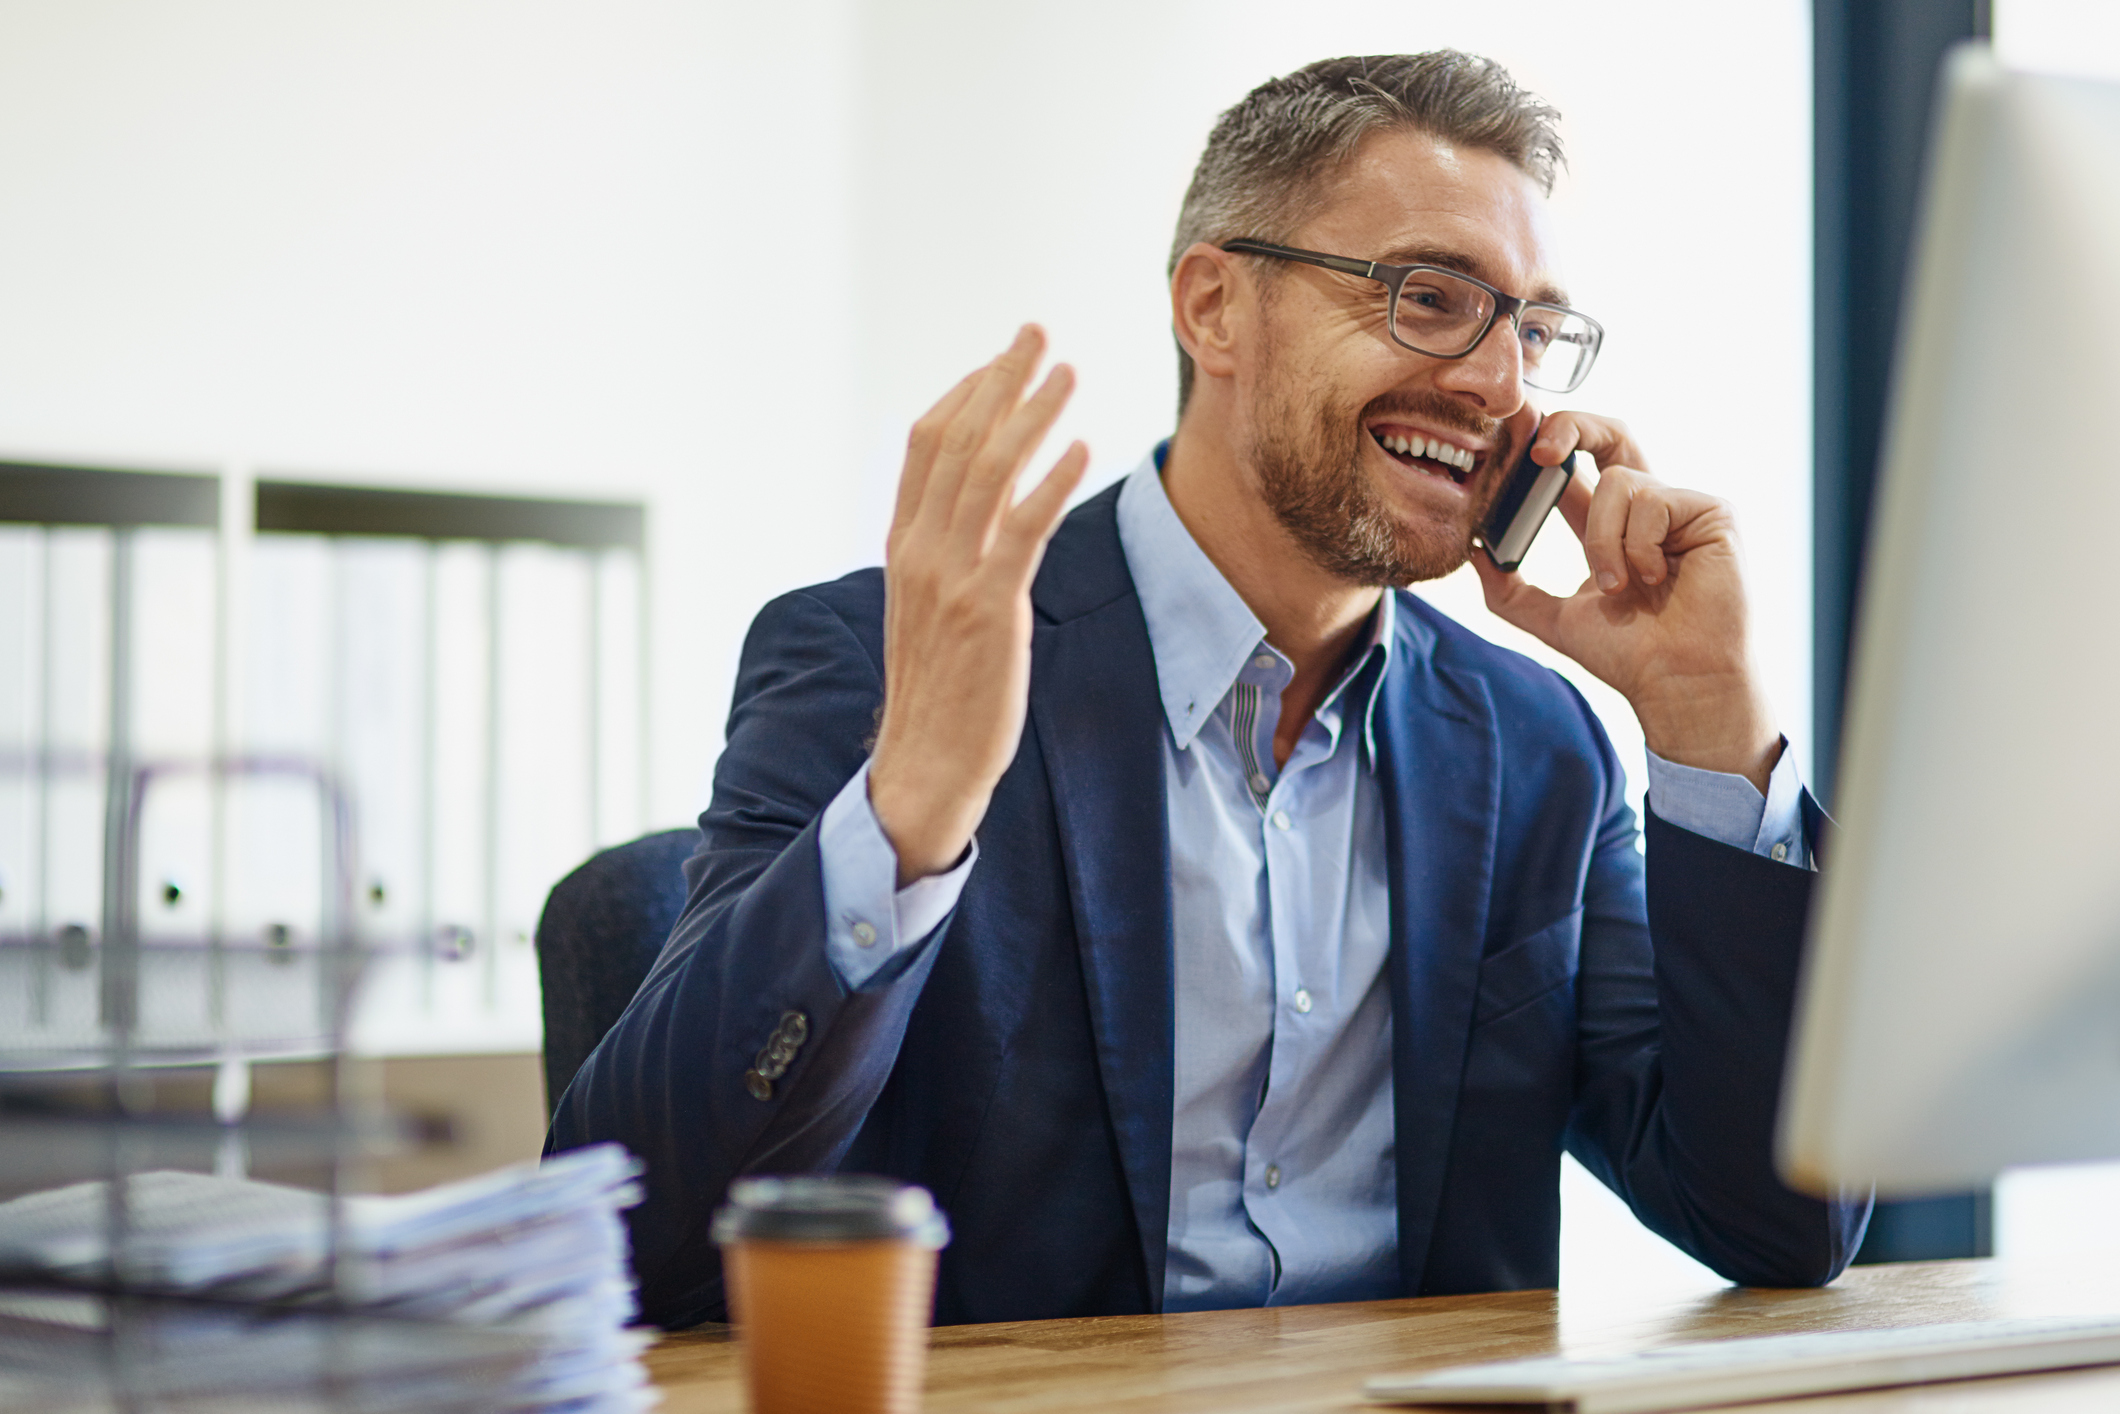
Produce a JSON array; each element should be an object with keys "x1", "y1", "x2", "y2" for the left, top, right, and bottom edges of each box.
[{"x1": 1431, "y1": 313, "x2": 1527, "y2": 415}]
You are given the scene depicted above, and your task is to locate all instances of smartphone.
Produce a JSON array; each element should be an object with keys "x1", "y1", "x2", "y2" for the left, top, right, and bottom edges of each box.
[{"x1": 1478, "y1": 423, "x2": 1576, "y2": 573}]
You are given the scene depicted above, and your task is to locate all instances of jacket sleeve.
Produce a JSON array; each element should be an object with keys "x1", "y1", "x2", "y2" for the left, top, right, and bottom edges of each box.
[
  {"x1": 1563, "y1": 744, "x2": 1870, "y2": 1287},
  {"x1": 546, "y1": 584, "x2": 952, "y2": 1328}
]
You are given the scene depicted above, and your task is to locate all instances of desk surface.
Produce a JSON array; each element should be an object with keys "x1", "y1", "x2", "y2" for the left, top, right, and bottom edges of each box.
[{"x1": 646, "y1": 1259, "x2": 2120, "y2": 1412}]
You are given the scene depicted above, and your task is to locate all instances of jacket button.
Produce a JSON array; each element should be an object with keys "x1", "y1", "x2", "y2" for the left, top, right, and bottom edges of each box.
[
  {"x1": 780, "y1": 1011, "x2": 809, "y2": 1043},
  {"x1": 744, "y1": 1069, "x2": 773, "y2": 1101}
]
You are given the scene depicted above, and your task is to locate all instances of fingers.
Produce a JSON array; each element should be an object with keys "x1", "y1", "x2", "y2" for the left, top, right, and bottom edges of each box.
[
  {"x1": 991, "y1": 440, "x2": 1090, "y2": 582},
  {"x1": 891, "y1": 323, "x2": 1087, "y2": 584},
  {"x1": 1509, "y1": 437, "x2": 1649, "y2": 594},
  {"x1": 1622, "y1": 485, "x2": 1674, "y2": 586},
  {"x1": 894, "y1": 368, "x2": 987, "y2": 535},
  {"x1": 1577, "y1": 465, "x2": 1726, "y2": 594},
  {"x1": 917, "y1": 325, "x2": 1048, "y2": 539},
  {"x1": 949, "y1": 362, "x2": 1075, "y2": 539},
  {"x1": 1581, "y1": 467, "x2": 1633, "y2": 592},
  {"x1": 1534, "y1": 409, "x2": 1649, "y2": 473}
]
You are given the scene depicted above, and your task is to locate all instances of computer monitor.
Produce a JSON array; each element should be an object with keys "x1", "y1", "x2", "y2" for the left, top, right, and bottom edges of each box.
[{"x1": 1779, "y1": 45, "x2": 2120, "y2": 1199}]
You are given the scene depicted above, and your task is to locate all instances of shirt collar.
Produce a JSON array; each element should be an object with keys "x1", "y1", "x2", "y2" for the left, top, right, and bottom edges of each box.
[{"x1": 1115, "y1": 443, "x2": 1396, "y2": 764}]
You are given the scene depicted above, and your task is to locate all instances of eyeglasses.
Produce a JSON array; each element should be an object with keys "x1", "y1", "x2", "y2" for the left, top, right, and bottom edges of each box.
[{"x1": 1219, "y1": 239, "x2": 1605, "y2": 395}]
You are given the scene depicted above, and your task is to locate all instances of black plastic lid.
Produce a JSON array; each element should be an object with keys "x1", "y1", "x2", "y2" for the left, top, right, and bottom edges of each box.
[{"x1": 710, "y1": 1175, "x2": 951, "y2": 1247}]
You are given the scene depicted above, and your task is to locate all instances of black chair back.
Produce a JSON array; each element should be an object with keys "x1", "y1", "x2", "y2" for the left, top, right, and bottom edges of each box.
[{"x1": 534, "y1": 828, "x2": 699, "y2": 1117}]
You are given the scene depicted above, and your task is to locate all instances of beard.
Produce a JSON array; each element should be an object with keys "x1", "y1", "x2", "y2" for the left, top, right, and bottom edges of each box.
[{"x1": 1249, "y1": 363, "x2": 1512, "y2": 588}]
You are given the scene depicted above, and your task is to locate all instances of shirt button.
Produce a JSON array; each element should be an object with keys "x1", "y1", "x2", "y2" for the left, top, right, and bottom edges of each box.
[
  {"x1": 852, "y1": 921, "x2": 878, "y2": 947},
  {"x1": 1293, "y1": 988, "x2": 1313, "y2": 1014},
  {"x1": 1249, "y1": 772, "x2": 1270, "y2": 794},
  {"x1": 1771, "y1": 842, "x2": 1789, "y2": 862},
  {"x1": 1263, "y1": 1165, "x2": 1282, "y2": 1190},
  {"x1": 1253, "y1": 653, "x2": 1275, "y2": 669},
  {"x1": 1272, "y1": 810, "x2": 1292, "y2": 831}
]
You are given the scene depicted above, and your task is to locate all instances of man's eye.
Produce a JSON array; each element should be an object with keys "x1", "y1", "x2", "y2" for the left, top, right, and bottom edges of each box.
[
  {"x1": 1401, "y1": 283, "x2": 1478, "y2": 321},
  {"x1": 1520, "y1": 321, "x2": 1557, "y2": 350}
]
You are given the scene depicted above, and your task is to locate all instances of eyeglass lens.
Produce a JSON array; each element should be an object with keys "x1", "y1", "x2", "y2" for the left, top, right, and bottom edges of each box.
[{"x1": 1393, "y1": 268, "x2": 1597, "y2": 392}]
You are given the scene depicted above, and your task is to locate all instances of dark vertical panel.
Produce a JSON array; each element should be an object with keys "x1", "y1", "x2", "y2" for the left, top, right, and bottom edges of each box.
[
  {"x1": 1813, "y1": 0, "x2": 1990, "y2": 1265},
  {"x1": 1813, "y1": 0, "x2": 1988, "y2": 802}
]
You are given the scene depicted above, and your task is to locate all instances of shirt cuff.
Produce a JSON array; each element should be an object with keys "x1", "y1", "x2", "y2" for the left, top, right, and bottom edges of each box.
[
  {"x1": 1644, "y1": 739, "x2": 1809, "y2": 868},
  {"x1": 818, "y1": 760, "x2": 978, "y2": 990}
]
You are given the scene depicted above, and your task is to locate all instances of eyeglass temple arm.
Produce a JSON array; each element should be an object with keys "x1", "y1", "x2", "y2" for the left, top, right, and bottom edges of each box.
[{"x1": 1218, "y1": 240, "x2": 1377, "y2": 281}]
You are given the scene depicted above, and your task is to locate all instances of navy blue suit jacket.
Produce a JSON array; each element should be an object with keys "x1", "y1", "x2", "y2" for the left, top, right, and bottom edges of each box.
[{"x1": 550, "y1": 483, "x2": 1866, "y2": 1329}]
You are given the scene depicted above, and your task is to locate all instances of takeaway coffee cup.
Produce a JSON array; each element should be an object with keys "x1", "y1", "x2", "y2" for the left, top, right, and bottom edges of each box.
[{"x1": 712, "y1": 1175, "x2": 951, "y2": 1414}]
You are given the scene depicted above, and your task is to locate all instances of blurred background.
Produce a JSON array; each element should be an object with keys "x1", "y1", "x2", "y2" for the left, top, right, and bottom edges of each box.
[{"x1": 1, "y1": 0, "x2": 2116, "y2": 1297}]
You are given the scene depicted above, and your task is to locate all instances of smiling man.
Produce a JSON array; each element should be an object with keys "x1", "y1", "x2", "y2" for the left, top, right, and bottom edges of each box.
[{"x1": 551, "y1": 52, "x2": 1869, "y2": 1327}]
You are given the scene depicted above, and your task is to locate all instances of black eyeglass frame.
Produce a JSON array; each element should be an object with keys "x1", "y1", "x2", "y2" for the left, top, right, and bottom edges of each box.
[{"x1": 1218, "y1": 238, "x2": 1605, "y2": 395}]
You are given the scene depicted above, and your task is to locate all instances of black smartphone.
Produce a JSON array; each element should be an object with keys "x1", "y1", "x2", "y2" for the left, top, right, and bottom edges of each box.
[{"x1": 1478, "y1": 422, "x2": 1576, "y2": 573}]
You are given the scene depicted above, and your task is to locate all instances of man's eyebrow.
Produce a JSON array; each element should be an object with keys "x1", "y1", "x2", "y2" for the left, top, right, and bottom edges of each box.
[{"x1": 1375, "y1": 244, "x2": 1572, "y2": 307}]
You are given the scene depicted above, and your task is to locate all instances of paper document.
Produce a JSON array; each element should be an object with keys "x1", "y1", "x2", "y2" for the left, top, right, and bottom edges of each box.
[{"x1": 0, "y1": 1143, "x2": 655, "y2": 1413}]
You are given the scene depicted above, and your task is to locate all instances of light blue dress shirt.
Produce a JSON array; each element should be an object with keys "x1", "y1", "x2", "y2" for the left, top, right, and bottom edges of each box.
[{"x1": 812, "y1": 446, "x2": 1808, "y2": 1310}]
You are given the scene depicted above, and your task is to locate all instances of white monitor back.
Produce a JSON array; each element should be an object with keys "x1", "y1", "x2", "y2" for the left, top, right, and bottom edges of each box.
[{"x1": 1780, "y1": 47, "x2": 2120, "y2": 1198}]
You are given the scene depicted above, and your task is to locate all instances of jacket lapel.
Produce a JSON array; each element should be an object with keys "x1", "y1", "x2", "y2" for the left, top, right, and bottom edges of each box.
[
  {"x1": 1374, "y1": 603, "x2": 1501, "y2": 1296},
  {"x1": 1026, "y1": 488, "x2": 1175, "y2": 1309}
]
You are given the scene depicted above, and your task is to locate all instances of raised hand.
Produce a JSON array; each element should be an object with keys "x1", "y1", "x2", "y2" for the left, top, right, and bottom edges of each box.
[
  {"x1": 867, "y1": 326, "x2": 1090, "y2": 884},
  {"x1": 1472, "y1": 411, "x2": 1781, "y2": 792}
]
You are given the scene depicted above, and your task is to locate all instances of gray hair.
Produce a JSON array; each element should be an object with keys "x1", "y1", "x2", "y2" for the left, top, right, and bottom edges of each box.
[{"x1": 1170, "y1": 52, "x2": 1565, "y2": 412}]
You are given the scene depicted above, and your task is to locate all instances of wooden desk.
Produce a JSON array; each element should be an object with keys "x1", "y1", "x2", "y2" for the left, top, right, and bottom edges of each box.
[{"x1": 647, "y1": 1260, "x2": 2120, "y2": 1412}]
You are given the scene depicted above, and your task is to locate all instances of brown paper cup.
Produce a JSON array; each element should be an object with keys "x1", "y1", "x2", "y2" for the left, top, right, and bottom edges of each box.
[
  {"x1": 726, "y1": 1237, "x2": 937, "y2": 1414},
  {"x1": 713, "y1": 1176, "x2": 951, "y2": 1414}
]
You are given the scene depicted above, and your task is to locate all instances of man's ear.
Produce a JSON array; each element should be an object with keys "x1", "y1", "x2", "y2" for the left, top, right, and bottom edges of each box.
[{"x1": 1171, "y1": 242, "x2": 1243, "y2": 384}]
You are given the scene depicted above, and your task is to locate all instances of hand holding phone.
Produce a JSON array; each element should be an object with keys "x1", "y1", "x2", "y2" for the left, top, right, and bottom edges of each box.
[{"x1": 1477, "y1": 420, "x2": 1576, "y2": 573}]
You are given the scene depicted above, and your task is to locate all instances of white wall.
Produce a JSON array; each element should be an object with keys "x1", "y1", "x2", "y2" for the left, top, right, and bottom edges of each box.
[
  {"x1": 1998, "y1": 0, "x2": 2120, "y2": 82},
  {"x1": 0, "y1": 0, "x2": 863, "y2": 828}
]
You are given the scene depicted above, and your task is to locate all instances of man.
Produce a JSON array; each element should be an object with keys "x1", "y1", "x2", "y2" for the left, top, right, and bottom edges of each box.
[{"x1": 552, "y1": 51, "x2": 1868, "y2": 1328}]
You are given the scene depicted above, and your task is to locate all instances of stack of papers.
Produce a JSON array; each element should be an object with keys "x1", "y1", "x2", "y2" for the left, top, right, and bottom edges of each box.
[
  {"x1": 0, "y1": 1290, "x2": 541, "y2": 1413},
  {"x1": 0, "y1": 1144, "x2": 654, "y2": 1413}
]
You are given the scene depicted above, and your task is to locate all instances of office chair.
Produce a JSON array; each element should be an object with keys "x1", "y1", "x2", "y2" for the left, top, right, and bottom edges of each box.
[{"x1": 534, "y1": 828, "x2": 699, "y2": 1117}]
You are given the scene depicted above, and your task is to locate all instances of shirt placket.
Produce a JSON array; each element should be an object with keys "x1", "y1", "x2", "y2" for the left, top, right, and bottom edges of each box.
[{"x1": 1237, "y1": 648, "x2": 1350, "y2": 1299}]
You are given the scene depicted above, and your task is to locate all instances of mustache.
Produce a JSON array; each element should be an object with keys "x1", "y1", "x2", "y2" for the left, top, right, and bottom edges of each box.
[{"x1": 1356, "y1": 390, "x2": 1502, "y2": 442}]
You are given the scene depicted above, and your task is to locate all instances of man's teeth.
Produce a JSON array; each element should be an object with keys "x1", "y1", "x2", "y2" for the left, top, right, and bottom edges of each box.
[{"x1": 1375, "y1": 432, "x2": 1474, "y2": 471}]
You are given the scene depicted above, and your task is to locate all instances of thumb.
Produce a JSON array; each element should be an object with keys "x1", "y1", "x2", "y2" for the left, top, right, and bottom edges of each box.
[{"x1": 1472, "y1": 552, "x2": 1568, "y2": 651}]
